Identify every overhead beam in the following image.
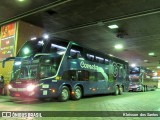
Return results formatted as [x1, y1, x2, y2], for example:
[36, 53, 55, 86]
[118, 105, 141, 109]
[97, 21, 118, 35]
[0, 0, 73, 26]
[51, 7, 160, 35]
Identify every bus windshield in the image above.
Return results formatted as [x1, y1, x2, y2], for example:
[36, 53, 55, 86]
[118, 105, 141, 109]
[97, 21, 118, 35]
[12, 64, 38, 80]
[12, 39, 68, 80]
[12, 54, 63, 80]
[17, 38, 45, 57]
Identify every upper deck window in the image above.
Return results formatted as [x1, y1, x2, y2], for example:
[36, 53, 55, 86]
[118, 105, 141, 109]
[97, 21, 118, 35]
[95, 56, 104, 63]
[86, 54, 94, 61]
[45, 39, 68, 55]
[17, 38, 44, 57]
[69, 45, 83, 59]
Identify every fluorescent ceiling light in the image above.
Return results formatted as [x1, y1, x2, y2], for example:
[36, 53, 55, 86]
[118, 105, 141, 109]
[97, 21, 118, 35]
[131, 63, 136, 67]
[157, 66, 160, 69]
[114, 44, 123, 49]
[31, 37, 37, 40]
[108, 24, 118, 29]
[18, 0, 24, 1]
[109, 54, 113, 57]
[144, 60, 148, 63]
[148, 52, 155, 56]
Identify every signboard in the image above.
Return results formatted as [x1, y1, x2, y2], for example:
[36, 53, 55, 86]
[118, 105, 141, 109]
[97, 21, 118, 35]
[0, 22, 17, 60]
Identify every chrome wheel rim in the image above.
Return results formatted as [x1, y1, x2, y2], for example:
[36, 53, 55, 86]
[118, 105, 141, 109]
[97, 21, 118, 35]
[75, 89, 81, 99]
[62, 89, 69, 100]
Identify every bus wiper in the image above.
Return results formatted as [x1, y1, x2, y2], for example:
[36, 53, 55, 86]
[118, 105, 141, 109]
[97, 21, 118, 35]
[2, 57, 15, 68]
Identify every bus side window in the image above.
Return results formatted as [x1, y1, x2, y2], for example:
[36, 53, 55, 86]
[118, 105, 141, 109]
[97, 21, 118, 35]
[86, 54, 94, 61]
[89, 75, 96, 81]
[78, 70, 89, 81]
[89, 72, 97, 81]
[95, 56, 104, 63]
[96, 72, 105, 80]
[62, 70, 77, 81]
[72, 52, 81, 59]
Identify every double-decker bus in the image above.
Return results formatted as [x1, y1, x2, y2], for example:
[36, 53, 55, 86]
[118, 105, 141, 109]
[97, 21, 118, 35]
[3, 37, 129, 101]
[129, 66, 158, 92]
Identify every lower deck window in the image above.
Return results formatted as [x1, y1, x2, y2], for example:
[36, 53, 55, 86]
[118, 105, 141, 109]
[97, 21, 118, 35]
[62, 70, 105, 81]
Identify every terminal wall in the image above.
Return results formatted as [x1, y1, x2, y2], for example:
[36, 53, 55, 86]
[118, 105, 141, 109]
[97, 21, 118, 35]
[0, 21, 43, 85]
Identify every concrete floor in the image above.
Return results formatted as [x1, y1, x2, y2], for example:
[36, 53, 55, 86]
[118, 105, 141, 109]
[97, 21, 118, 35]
[0, 89, 160, 120]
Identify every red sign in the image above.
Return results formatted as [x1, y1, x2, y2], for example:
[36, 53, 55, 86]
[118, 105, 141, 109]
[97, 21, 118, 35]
[0, 22, 17, 60]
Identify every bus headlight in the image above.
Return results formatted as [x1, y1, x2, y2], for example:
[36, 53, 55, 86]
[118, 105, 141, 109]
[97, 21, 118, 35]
[26, 84, 35, 91]
[8, 84, 12, 89]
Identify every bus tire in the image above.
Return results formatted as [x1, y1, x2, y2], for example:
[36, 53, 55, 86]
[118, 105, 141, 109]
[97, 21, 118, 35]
[71, 86, 82, 100]
[114, 86, 119, 95]
[58, 86, 70, 102]
[119, 86, 123, 95]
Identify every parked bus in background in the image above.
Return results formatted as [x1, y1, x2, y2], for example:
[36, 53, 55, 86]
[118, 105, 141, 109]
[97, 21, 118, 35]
[129, 66, 158, 92]
[3, 36, 129, 102]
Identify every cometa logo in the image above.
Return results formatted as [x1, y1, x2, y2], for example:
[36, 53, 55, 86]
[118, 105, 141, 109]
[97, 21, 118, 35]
[80, 61, 101, 70]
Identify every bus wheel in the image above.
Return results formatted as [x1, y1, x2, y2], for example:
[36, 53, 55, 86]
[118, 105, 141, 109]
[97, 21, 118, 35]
[58, 86, 70, 102]
[119, 86, 123, 95]
[114, 86, 119, 95]
[71, 86, 82, 100]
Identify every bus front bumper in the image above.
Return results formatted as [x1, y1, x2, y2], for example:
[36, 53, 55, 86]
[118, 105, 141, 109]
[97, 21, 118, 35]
[9, 88, 37, 98]
[9, 87, 59, 99]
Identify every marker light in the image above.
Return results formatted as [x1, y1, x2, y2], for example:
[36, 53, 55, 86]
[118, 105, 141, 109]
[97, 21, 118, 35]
[38, 41, 44, 46]
[26, 84, 35, 91]
[52, 89, 56, 93]
[23, 47, 30, 55]
[8, 84, 12, 89]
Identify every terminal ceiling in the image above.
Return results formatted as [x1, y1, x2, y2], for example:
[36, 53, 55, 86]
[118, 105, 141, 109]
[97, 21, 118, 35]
[0, 0, 160, 70]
